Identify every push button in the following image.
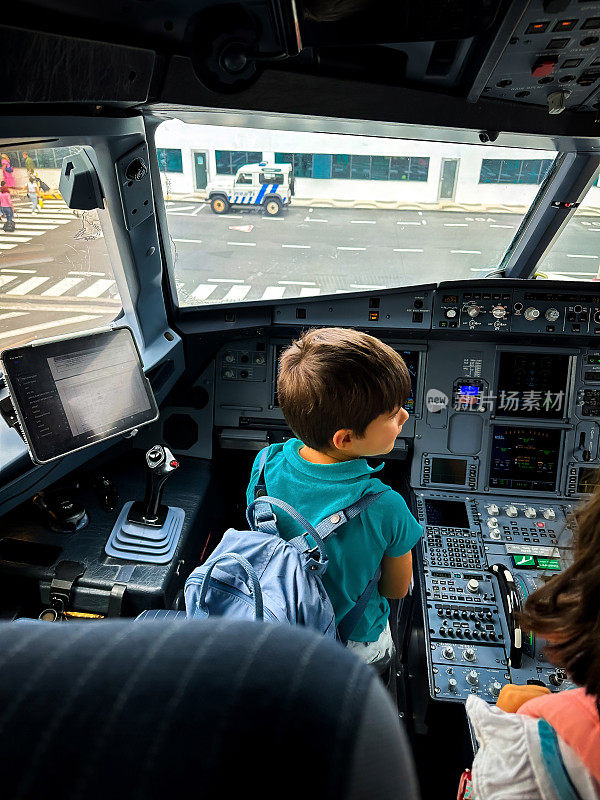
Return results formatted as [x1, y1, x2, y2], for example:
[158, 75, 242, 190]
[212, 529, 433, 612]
[532, 56, 558, 77]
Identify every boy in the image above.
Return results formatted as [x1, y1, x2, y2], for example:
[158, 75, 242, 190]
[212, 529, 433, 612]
[246, 327, 423, 668]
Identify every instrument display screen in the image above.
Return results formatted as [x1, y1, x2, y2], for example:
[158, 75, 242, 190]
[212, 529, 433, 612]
[495, 352, 570, 420]
[424, 498, 470, 529]
[489, 426, 562, 492]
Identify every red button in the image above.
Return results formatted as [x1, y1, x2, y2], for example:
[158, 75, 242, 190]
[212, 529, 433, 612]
[536, 521, 545, 527]
[170, 460, 179, 468]
[532, 56, 558, 77]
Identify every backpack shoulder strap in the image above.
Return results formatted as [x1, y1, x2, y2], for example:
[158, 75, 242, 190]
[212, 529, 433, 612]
[253, 447, 269, 500]
[537, 719, 584, 800]
[314, 491, 385, 541]
[336, 565, 382, 644]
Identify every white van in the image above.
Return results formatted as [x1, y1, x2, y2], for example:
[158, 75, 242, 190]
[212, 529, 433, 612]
[207, 162, 294, 216]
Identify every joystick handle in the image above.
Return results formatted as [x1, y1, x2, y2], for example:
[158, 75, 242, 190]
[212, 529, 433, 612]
[143, 445, 179, 522]
[127, 445, 179, 527]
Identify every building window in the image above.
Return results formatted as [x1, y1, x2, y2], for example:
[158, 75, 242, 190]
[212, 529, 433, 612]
[332, 154, 350, 179]
[479, 158, 553, 184]
[277, 152, 429, 181]
[216, 151, 263, 175]
[275, 153, 315, 178]
[3, 145, 82, 169]
[157, 148, 184, 173]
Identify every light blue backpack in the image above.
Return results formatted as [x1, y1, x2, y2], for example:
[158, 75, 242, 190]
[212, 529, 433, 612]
[184, 449, 383, 642]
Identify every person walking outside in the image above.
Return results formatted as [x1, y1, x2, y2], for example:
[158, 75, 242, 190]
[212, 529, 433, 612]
[0, 185, 16, 230]
[1, 154, 15, 192]
[26, 174, 40, 213]
[22, 152, 35, 173]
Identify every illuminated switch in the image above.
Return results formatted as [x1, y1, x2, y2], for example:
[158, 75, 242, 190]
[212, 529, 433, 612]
[532, 56, 558, 77]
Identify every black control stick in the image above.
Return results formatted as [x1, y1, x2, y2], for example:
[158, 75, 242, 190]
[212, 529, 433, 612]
[127, 445, 179, 527]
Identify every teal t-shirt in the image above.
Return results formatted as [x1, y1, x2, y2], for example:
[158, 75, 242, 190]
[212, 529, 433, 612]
[246, 439, 423, 642]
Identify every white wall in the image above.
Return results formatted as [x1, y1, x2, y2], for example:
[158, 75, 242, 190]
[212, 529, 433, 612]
[154, 119, 600, 211]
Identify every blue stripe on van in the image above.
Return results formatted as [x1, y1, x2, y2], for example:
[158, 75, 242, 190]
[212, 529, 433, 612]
[255, 183, 269, 204]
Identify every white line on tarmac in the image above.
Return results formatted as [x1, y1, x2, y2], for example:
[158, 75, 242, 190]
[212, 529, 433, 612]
[261, 286, 286, 300]
[207, 278, 244, 283]
[222, 285, 251, 302]
[68, 271, 106, 276]
[396, 221, 421, 226]
[299, 287, 321, 296]
[42, 278, 84, 296]
[227, 241, 256, 247]
[490, 224, 515, 229]
[0, 275, 18, 288]
[282, 244, 311, 249]
[0, 314, 102, 341]
[337, 247, 366, 251]
[191, 205, 206, 215]
[444, 223, 468, 227]
[452, 250, 482, 254]
[173, 238, 203, 243]
[279, 280, 316, 285]
[558, 271, 597, 276]
[5, 276, 51, 295]
[77, 279, 115, 298]
[350, 220, 376, 224]
[0, 311, 28, 321]
[566, 254, 599, 259]
[305, 218, 328, 223]
[0, 268, 37, 274]
[394, 248, 424, 253]
[190, 284, 218, 301]
[350, 283, 386, 289]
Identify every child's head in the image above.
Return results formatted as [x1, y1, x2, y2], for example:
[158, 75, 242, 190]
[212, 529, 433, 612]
[521, 485, 600, 708]
[277, 327, 411, 458]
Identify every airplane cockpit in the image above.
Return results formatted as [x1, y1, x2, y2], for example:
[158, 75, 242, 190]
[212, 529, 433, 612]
[3, 1, 600, 797]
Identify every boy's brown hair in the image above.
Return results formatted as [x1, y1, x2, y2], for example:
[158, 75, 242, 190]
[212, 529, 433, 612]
[277, 327, 411, 450]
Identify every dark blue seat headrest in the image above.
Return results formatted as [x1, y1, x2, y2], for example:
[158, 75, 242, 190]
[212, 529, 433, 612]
[0, 619, 419, 800]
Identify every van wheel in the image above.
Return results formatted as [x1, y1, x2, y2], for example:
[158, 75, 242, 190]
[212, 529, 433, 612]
[211, 196, 230, 214]
[264, 197, 282, 216]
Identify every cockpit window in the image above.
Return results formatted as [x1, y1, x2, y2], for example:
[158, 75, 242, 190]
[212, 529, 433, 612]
[538, 171, 600, 281]
[156, 119, 557, 307]
[0, 145, 121, 352]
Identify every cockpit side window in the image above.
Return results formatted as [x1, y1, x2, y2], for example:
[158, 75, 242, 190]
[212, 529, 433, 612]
[0, 145, 122, 353]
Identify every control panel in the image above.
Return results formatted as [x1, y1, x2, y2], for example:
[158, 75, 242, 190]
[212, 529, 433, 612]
[416, 491, 575, 704]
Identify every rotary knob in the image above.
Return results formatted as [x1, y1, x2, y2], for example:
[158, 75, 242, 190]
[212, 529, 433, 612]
[524, 507, 537, 519]
[545, 307, 560, 322]
[442, 646, 455, 660]
[223, 369, 235, 379]
[467, 579, 480, 594]
[224, 352, 235, 363]
[487, 517, 499, 528]
[464, 647, 476, 662]
[490, 680, 503, 698]
[466, 670, 479, 686]
[505, 505, 518, 517]
[448, 678, 458, 692]
[489, 529, 501, 540]
[445, 308, 457, 319]
[492, 306, 506, 319]
[487, 504, 499, 516]
[543, 508, 556, 521]
[524, 307, 540, 321]
[467, 305, 481, 318]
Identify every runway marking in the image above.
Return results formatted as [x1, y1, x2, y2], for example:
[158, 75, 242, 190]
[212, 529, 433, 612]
[305, 218, 328, 223]
[5, 276, 51, 295]
[452, 250, 482, 254]
[444, 223, 468, 227]
[0, 235, 34, 243]
[173, 238, 203, 243]
[490, 224, 515, 229]
[261, 286, 286, 300]
[394, 248, 424, 253]
[0, 311, 28, 321]
[42, 277, 84, 296]
[350, 220, 376, 224]
[350, 283, 386, 289]
[0, 275, 18, 288]
[0, 268, 37, 274]
[0, 314, 103, 342]
[77, 279, 115, 298]
[566, 254, 599, 259]
[299, 287, 321, 297]
[396, 221, 421, 226]
[337, 246, 366, 251]
[166, 205, 195, 212]
[68, 271, 106, 277]
[190, 284, 218, 301]
[279, 280, 316, 285]
[221, 285, 251, 302]
[282, 244, 311, 249]
[191, 205, 206, 215]
[207, 278, 244, 283]
[227, 241, 256, 247]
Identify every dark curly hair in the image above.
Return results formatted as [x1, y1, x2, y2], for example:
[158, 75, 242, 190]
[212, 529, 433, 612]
[520, 483, 600, 714]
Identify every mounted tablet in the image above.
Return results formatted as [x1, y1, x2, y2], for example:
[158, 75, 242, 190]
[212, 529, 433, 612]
[0, 327, 158, 464]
